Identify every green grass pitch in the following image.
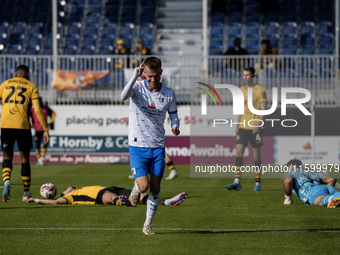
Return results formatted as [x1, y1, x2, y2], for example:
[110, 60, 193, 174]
[1, 164, 340, 255]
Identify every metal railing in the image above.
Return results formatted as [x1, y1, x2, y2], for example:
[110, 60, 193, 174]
[0, 54, 338, 106]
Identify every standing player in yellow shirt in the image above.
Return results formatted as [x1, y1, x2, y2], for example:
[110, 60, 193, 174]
[225, 67, 267, 191]
[0, 65, 49, 202]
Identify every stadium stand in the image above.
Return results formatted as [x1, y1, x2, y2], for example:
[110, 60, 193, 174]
[0, 0, 337, 105]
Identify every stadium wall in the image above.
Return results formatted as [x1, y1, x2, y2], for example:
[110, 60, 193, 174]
[1, 105, 339, 165]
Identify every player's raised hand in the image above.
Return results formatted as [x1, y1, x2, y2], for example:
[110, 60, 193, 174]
[136, 61, 144, 76]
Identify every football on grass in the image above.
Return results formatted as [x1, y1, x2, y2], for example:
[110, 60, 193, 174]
[40, 183, 57, 199]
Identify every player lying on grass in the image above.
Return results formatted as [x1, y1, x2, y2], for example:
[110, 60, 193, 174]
[283, 159, 340, 208]
[23, 185, 187, 207]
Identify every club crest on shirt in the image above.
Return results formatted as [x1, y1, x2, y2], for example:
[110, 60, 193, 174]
[159, 96, 168, 105]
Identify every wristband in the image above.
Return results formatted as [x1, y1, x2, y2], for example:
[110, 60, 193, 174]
[34, 199, 40, 203]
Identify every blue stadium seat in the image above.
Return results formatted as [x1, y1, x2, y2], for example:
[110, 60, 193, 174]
[245, 39, 259, 50]
[226, 38, 237, 49]
[142, 39, 153, 50]
[84, 27, 99, 39]
[264, 26, 279, 38]
[99, 49, 112, 55]
[282, 21, 297, 27]
[67, 17, 83, 28]
[301, 49, 315, 55]
[119, 37, 132, 50]
[300, 37, 315, 49]
[300, 21, 315, 27]
[318, 26, 334, 38]
[210, 39, 223, 54]
[246, 16, 260, 26]
[71, 0, 86, 4]
[319, 38, 334, 49]
[99, 38, 114, 51]
[81, 49, 96, 55]
[318, 20, 333, 27]
[228, 15, 242, 27]
[0, 26, 9, 39]
[210, 27, 224, 39]
[70, 6, 84, 17]
[66, 26, 81, 39]
[12, 16, 28, 27]
[140, 21, 154, 29]
[63, 49, 77, 55]
[247, 49, 259, 55]
[103, 19, 117, 28]
[283, 49, 297, 55]
[228, 27, 242, 38]
[82, 39, 97, 50]
[26, 49, 40, 55]
[12, 26, 26, 36]
[8, 34, 24, 48]
[87, 6, 102, 17]
[139, 27, 153, 40]
[245, 27, 260, 38]
[27, 38, 42, 51]
[102, 27, 116, 39]
[8, 48, 22, 55]
[283, 39, 298, 49]
[64, 38, 79, 50]
[210, 21, 224, 27]
[86, 15, 100, 25]
[88, 0, 103, 5]
[283, 26, 298, 38]
[320, 49, 334, 55]
[119, 24, 134, 40]
[43, 38, 58, 50]
[300, 26, 315, 37]
[268, 38, 279, 49]
[29, 26, 44, 38]
[43, 49, 52, 55]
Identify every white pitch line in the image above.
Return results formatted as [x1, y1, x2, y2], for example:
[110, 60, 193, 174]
[0, 227, 339, 233]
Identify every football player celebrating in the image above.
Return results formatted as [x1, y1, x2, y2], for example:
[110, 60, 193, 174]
[120, 57, 180, 235]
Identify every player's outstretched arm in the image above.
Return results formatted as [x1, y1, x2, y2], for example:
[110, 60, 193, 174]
[283, 176, 293, 205]
[24, 196, 67, 205]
